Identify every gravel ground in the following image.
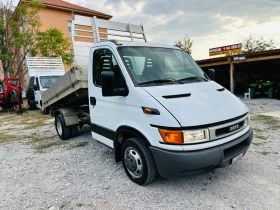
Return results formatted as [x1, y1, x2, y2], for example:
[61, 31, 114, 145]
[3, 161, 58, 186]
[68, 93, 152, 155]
[0, 98, 280, 210]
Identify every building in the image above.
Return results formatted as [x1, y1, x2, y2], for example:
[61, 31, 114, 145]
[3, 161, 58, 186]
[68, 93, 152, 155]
[0, 0, 112, 79]
[17, 0, 112, 70]
[196, 49, 280, 96]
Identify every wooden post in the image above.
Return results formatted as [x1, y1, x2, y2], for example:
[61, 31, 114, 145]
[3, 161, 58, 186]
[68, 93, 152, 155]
[230, 59, 234, 93]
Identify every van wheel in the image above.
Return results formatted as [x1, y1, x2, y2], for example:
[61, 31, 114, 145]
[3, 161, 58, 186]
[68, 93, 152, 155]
[28, 99, 36, 110]
[55, 114, 71, 140]
[121, 137, 157, 185]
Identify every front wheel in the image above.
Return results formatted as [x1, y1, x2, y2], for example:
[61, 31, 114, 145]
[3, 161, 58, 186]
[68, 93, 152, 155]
[121, 137, 157, 185]
[28, 98, 36, 110]
[55, 114, 71, 140]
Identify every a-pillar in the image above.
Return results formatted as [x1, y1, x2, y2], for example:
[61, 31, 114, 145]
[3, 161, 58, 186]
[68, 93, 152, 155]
[229, 58, 234, 93]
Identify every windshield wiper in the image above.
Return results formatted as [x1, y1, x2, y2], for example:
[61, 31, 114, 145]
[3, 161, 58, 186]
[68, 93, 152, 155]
[138, 78, 183, 85]
[178, 76, 208, 82]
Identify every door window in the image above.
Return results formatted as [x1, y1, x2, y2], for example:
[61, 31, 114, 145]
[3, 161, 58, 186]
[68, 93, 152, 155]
[93, 49, 125, 89]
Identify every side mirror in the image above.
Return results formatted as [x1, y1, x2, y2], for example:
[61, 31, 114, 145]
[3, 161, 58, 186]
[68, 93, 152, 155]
[101, 71, 115, 96]
[33, 85, 39, 91]
[101, 71, 128, 97]
[208, 69, 215, 81]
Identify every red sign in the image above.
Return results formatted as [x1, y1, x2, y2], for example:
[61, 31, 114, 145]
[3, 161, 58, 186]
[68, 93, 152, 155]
[209, 43, 242, 56]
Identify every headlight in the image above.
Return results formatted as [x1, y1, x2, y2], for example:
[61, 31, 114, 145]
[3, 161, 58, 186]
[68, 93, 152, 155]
[183, 129, 209, 143]
[245, 114, 250, 125]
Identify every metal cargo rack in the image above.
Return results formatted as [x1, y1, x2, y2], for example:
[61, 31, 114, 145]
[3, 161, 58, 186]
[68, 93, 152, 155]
[42, 14, 146, 109]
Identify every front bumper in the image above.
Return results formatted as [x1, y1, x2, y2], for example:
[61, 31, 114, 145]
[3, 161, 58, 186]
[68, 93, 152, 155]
[150, 128, 253, 179]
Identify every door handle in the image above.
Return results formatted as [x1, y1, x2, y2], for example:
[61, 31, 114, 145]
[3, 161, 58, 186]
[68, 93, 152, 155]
[90, 97, 96, 106]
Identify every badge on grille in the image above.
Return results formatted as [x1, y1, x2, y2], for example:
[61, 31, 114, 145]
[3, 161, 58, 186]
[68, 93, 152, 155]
[229, 124, 239, 132]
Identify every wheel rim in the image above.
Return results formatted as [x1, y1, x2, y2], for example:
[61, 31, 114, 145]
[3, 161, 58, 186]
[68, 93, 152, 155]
[56, 118, 63, 136]
[124, 147, 143, 179]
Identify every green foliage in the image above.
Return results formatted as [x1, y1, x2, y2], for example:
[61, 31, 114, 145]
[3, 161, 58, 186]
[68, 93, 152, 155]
[241, 35, 276, 54]
[174, 34, 193, 55]
[0, 0, 43, 78]
[32, 27, 73, 66]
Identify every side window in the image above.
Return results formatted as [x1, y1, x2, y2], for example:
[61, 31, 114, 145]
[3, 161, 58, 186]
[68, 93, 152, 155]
[93, 49, 125, 88]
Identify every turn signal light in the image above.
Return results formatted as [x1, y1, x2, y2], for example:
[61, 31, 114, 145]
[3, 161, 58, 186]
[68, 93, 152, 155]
[158, 129, 183, 144]
[143, 108, 152, 114]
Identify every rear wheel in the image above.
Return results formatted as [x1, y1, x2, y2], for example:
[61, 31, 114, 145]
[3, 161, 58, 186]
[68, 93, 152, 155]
[55, 114, 71, 140]
[277, 88, 280, 100]
[41, 106, 49, 115]
[268, 87, 276, 99]
[121, 137, 157, 185]
[250, 87, 255, 99]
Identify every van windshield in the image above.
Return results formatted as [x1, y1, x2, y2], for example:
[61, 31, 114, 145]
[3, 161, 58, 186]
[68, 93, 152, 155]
[118, 47, 208, 86]
[40, 76, 61, 89]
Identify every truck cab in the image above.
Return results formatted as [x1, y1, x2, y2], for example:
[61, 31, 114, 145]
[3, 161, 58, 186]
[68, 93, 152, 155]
[32, 75, 62, 109]
[25, 57, 65, 114]
[88, 41, 253, 185]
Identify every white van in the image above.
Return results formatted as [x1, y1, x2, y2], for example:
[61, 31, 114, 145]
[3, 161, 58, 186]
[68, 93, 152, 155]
[42, 15, 253, 185]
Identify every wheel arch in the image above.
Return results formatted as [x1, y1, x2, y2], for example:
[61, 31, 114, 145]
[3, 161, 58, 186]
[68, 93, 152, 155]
[114, 126, 151, 162]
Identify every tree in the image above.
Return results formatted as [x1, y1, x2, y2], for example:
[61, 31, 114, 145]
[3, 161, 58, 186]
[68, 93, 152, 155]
[175, 34, 193, 55]
[32, 27, 73, 66]
[241, 35, 276, 54]
[0, 0, 43, 78]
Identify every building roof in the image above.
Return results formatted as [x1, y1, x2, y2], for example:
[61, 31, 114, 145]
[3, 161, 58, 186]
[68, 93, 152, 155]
[19, 0, 112, 19]
[196, 49, 280, 67]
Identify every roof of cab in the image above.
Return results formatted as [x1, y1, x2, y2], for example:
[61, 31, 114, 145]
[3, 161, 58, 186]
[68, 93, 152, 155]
[91, 40, 182, 50]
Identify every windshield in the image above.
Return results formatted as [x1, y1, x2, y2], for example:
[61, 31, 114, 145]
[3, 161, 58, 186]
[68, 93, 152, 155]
[118, 47, 208, 85]
[40, 76, 61, 89]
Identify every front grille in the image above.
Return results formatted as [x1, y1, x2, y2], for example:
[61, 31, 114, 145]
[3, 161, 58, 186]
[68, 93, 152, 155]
[215, 121, 244, 136]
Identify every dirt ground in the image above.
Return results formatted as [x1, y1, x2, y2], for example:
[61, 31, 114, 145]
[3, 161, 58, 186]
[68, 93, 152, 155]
[0, 98, 280, 210]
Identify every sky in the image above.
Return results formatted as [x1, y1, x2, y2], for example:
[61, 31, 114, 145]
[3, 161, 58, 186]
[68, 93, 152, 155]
[64, 0, 280, 60]
[5, 0, 280, 60]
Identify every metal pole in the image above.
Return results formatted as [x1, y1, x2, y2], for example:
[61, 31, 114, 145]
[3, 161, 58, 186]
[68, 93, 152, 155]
[92, 16, 100, 42]
[230, 60, 234, 93]
[128, 23, 134, 42]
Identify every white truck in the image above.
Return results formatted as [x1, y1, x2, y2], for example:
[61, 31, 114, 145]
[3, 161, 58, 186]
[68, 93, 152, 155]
[25, 57, 65, 114]
[42, 15, 253, 185]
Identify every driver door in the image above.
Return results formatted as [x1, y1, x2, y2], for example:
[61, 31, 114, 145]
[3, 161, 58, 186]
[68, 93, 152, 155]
[89, 48, 127, 148]
[34, 77, 41, 109]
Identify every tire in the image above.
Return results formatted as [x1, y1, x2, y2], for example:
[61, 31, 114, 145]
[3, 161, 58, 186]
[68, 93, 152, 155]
[55, 114, 71, 140]
[41, 107, 49, 115]
[121, 137, 157, 185]
[71, 125, 79, 137]
[268, 87, 275, 99]
[250, 87, 255, 99]
[28, 99, 36, 110]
